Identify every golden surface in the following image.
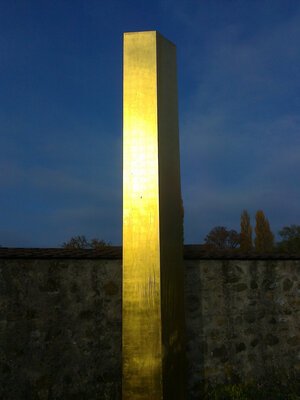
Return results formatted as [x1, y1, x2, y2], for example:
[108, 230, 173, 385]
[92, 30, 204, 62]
[123, 31, 186, 399]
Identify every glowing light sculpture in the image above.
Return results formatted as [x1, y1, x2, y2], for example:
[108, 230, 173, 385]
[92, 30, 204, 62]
[122, 31, 186, 399]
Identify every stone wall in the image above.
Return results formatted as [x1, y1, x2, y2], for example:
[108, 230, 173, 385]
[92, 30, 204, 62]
[0, 259, 122, 400]
[0, 256, 299, 399]
[185, 259, 300, 397]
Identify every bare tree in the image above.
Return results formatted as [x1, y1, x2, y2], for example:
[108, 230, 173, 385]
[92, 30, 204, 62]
[62, 235, 110, 249]
[204, 226, 240, 249]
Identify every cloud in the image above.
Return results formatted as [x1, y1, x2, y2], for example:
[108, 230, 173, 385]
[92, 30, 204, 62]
[177, 5, 300, 242]
[181, 112, 300, 241]
[0, 129, 122, 247]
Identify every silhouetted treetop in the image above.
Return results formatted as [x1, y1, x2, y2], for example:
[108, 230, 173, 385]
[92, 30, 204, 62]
[204, 226, 240, 249]
[62, 235, 110, 249]
[277, 225, 300, 253]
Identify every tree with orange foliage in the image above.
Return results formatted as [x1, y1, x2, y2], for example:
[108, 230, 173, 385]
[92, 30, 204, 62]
[254, 210, 274, 252]
[240, 210, 252, 251]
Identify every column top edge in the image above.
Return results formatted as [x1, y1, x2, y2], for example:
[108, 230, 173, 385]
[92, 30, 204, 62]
[123, 31, 175, 46]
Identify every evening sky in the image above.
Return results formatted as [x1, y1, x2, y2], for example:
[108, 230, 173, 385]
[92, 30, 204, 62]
[1, 0, 299, 246]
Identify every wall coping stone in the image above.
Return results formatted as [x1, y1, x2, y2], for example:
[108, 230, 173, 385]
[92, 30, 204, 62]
[1, 245, 300, 260]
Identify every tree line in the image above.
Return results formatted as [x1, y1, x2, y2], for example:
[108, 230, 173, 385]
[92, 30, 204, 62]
[62, 236, 110, 249]
[204, 209, 300, 253]
[62, 209, 300, 253]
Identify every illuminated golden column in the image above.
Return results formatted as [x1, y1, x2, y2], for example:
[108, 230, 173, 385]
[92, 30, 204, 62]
[123, 31, 186, 399]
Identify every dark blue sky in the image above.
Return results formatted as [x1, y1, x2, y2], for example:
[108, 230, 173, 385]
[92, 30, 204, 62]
[1, 0, 300, 247]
